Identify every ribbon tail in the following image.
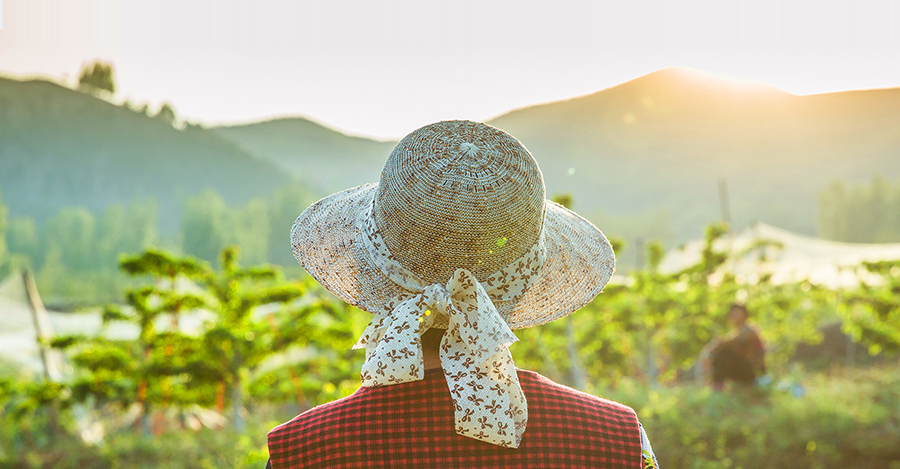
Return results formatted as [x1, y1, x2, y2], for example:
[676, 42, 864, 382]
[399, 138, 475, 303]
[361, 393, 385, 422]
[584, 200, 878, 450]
[358, 296, 427, 387]
[441, 301, 528, 448]
[489, 347, 528, 448]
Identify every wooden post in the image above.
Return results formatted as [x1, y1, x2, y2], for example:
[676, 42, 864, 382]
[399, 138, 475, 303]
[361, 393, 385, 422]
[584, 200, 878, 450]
[23, 269, 62, 382]
[22, 269, 61, 434]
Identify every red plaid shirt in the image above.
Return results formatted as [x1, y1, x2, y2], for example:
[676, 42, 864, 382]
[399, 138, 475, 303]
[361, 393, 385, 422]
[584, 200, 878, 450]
[268, 369, 642, 468]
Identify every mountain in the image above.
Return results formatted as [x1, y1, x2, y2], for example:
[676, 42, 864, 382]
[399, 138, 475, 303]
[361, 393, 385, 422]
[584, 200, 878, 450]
[0, 77, 291, 229]
[212, 118, 395, 194]
[488, 67, 900, 241]
[6, 68, 896, 248]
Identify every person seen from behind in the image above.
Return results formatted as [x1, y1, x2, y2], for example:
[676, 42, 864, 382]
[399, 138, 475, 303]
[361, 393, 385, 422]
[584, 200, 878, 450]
[266, 121, 660, 468]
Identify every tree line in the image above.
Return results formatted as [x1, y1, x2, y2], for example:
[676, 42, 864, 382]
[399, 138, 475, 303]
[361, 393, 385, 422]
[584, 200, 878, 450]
[818, 175, 900, 243]
[3, 173, 899, 305]
[0, 185, 312, 304]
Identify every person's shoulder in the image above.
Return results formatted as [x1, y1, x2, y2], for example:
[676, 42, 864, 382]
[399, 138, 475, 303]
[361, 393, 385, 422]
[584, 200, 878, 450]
[516, 369, 638, 421]
[740, 324, 763, 340]
[517, 370, 644, 459]
[267, 391, 362, 441]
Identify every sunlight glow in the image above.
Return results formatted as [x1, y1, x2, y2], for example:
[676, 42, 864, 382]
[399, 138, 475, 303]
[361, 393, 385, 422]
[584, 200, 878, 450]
[0, 0, 897, 139]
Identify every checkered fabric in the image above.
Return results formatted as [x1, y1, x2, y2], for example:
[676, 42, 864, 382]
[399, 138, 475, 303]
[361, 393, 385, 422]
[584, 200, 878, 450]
[267, 369, 642, 468]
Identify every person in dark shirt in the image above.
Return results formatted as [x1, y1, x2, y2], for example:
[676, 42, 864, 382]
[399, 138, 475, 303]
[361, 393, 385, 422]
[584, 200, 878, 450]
[707, 303, 766, 390]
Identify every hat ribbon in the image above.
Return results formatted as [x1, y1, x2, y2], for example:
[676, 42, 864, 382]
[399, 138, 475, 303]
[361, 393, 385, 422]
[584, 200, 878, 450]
[353, 268, 527, 447]
[351, 201, 544, 448]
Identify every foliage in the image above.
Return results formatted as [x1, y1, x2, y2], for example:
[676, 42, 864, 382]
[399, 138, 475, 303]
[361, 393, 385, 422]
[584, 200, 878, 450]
[818, 176, 900, 243]
[550, 193, 573, 209]
[514, 222, 832, 388]
[0, 391, 279, 469]
[838, 260, 900, 355]
[3, 367, 898, 468]
[607, 366, 900, 469]
[265, 185, 314, 266]
[26, 202, 159, 303]
[0, 185, 314, 303]
[194, 246, 347, 431]
[77, 61, 116, 94]
[181, 192, 229, 265]
[178, 191, 247, 264]
[5, 217, 38, 269]
[2, 186, 898, 468]
[180, 189, 299, 268]
[591, 207, 677, 272]
[44, 246, 354, 436]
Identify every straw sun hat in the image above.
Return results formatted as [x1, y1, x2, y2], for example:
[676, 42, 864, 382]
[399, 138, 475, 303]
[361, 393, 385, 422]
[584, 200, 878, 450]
[290, 120, 614, 448]
[291, 120, 614, 328]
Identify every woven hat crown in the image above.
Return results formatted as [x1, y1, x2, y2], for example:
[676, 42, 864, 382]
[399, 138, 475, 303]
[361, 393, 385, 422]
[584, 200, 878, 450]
[373, 121, 546, 284]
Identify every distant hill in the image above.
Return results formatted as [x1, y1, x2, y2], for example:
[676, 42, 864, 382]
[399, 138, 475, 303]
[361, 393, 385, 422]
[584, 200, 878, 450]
[488, 67, 900, 241]
[212, 118, 395, 194]
[0, 77, 290, 229]
[213, 68, 900, 245]
[5, 68, 898, 248]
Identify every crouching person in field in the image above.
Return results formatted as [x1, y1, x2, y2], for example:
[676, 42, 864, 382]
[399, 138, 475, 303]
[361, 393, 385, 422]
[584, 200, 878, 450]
[266, 121, 660, 468]
[705, 303, 767, 391]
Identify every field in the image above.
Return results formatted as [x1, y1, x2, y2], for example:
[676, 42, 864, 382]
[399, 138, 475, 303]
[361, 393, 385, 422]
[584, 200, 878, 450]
[1, 224, 898, 468]
[2, 365, 898, 469]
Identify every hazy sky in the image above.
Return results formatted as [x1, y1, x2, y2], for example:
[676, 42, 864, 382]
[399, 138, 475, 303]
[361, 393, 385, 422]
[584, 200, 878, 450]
[1, 0, 898, 139]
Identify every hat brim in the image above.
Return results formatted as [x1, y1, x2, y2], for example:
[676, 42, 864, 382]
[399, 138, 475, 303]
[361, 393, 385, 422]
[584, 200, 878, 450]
[291, 183, 615, 329]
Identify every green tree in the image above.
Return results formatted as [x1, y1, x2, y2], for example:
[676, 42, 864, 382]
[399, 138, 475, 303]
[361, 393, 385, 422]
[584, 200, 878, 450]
[6, 217, 39, 266]
[195, 246, 352, 431]
[183, 192, 274, 267]
[42, 208, 97, 272]
[96, 204, 128, 269]
[847, 176, 892, 242]
[183, 191, 228, 264]
[817, 180, 848, 241]
[122, 199, 159, 251]
[51, 249, 216, 434]
[97, 250, 211, 433]
[229, 200, 269, 265]
[4, 217, 40, 274]
[266, 185, 313, 266]
[154, 103, 178, 128]
[52, 246, 351, 432]
[96, 200, 159, 268]
[818, 176, 900, 243]
[77, 61, 116, 94]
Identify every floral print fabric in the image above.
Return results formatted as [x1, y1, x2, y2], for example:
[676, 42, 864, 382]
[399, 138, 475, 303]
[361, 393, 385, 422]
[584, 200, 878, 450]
[352, 201, 546, 447]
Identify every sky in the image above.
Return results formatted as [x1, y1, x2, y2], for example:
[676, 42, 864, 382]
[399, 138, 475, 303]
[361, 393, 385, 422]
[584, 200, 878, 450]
[0, 0, 898, 140]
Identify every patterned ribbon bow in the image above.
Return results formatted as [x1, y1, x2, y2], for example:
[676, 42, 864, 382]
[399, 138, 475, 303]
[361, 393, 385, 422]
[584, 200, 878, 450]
[352, 202, 544, 448]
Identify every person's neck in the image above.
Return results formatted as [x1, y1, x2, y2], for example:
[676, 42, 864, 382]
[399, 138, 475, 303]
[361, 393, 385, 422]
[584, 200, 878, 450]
[422, 328, 445, 370]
